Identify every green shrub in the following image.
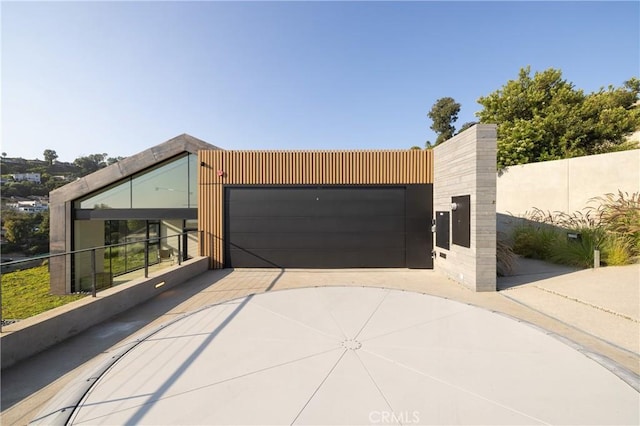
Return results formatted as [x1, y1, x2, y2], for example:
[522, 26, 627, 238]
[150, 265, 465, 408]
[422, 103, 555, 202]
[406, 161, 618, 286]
[497, 233, 517, 276]
[511, 194, 640, 268]
[548, 227, 605, 268]
[601, 233, 634, 266]
[512, 224, 562, 259]
[591, 191, 640, 259]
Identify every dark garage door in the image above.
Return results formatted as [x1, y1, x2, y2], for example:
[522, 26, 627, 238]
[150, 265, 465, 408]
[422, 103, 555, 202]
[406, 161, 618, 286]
[225, 186, 432, 268]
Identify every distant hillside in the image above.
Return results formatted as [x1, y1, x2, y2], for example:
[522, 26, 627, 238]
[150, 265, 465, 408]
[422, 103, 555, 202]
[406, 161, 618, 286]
[0, 157, 81, 176]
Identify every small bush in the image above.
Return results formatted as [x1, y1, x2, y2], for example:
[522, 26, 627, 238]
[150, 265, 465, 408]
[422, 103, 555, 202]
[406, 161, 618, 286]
[601, 233, 634, 266]
[512, 224, 562, 259]
[549, 227, 604, 268]
[510, 192, 640, 269]
[497, 232, 517, 276]
[591, 191, 640, 259]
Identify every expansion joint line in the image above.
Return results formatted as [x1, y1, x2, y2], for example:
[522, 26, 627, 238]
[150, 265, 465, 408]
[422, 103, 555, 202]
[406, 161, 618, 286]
[290, 350, 348, 425]
[353, 350, 395, 418]
[532, 286, 638, 323]
[354, 289, 390, 340]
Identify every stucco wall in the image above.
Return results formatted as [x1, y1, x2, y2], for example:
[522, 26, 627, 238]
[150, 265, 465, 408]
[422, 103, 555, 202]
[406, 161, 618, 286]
[433, 125, 497, 292]
[497, 149, 640, 217]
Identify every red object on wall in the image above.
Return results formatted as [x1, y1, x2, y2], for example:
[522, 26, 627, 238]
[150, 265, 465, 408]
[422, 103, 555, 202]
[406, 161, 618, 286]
[217, 170, 224, 177]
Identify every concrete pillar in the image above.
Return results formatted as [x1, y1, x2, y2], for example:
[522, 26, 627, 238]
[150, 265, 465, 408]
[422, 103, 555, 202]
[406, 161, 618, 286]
[433, 124, 497, 291]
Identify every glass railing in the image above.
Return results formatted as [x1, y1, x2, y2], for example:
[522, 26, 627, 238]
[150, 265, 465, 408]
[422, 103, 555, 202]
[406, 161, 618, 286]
[0, 231, 202, 330]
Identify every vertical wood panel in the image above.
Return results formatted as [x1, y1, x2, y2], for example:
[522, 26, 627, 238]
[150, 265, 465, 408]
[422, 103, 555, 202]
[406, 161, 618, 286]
[200, 150, 433, 187]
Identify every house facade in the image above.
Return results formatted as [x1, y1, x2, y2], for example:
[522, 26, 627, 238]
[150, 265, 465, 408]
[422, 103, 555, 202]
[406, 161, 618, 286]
[11, 173, 41, 183]
[6, 199, 49, 213]
[49, 126, 497, 294]
[48, 134, 221, 294]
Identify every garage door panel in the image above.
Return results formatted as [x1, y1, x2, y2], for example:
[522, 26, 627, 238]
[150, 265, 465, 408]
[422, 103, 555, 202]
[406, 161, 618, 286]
[224, 186, 431, 269]
[228, 216, 405, 233]
[226, 248, 406, 268]
[226, 199, 404, 217]
[229, 232, 405, 250]
[227, 187, 404, 203]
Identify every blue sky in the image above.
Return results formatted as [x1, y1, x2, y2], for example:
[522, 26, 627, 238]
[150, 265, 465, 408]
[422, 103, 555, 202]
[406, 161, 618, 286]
[2, 1, 639, 162]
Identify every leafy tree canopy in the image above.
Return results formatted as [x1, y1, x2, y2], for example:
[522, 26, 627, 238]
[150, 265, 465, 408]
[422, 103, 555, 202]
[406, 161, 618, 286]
[428, 97, 461, 146]
[1, 210, 49, 254]
[43, 149, 58, 165]
[73, 153, 109, 176]
[477, 66, 640, 169]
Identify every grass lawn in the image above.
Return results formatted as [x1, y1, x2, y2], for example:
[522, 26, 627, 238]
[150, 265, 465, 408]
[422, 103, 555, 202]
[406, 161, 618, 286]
[1, 265, 87, 320]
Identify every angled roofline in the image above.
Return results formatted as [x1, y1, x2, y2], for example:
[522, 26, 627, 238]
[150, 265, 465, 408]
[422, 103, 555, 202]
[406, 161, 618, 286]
[50, 134, 221, 203]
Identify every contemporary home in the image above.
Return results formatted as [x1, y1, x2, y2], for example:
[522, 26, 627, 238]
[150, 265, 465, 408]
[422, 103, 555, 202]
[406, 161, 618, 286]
[49, 134, 219, 294]
[50, 126, 497, 294]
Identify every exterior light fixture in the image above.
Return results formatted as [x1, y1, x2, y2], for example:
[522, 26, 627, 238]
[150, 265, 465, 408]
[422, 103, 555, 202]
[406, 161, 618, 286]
[451, 202, 458, 211]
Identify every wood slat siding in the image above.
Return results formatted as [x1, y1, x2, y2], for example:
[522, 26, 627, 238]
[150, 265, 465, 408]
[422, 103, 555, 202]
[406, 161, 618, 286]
[198, 150, 433, 268]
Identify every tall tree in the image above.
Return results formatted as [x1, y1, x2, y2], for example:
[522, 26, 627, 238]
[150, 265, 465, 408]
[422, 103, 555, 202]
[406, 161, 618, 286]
[477, 67, 640, 169]
[43, 149, 58, 165]
[73, 153, 108, 176]
[427, 97, 461, 146]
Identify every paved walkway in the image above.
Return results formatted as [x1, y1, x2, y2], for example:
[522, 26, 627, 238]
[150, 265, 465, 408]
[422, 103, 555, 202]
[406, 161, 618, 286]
[2, 261, 639, 425]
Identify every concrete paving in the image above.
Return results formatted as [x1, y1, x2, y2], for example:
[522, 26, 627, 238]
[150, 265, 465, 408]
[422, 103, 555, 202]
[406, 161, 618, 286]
[2, 260, 640, 425]
[499, 259, 640, 354]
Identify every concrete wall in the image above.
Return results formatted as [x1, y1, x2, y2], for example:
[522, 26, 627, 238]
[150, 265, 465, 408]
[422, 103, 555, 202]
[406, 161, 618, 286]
[0, 257, 209, 370]
[433, 125, 497, 292]
[497, 149, 640, 216]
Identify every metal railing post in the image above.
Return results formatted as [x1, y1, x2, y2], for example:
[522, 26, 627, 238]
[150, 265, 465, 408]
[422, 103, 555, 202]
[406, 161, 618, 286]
[177, 234, 182, 265]
[144, 240, 149, 278]
[1, 272, 3, 333]
[91, 249, 97, 298]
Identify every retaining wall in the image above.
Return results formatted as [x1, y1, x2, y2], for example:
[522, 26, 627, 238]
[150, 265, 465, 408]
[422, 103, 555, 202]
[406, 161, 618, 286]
[0, 257, 209, 369]
[497, 149, 640, 216]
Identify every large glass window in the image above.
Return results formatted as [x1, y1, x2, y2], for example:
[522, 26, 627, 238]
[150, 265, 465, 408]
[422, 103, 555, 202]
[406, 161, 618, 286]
[72, 153, 199, 292]
[76, 153, 198, 209]
[78, 181, 131, 209]
[188, 154, 197, 208]
[132, 155, 190, 208]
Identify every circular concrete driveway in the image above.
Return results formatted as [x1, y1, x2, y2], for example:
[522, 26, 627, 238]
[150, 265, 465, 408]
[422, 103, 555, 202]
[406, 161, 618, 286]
[36, 287, 638, 425]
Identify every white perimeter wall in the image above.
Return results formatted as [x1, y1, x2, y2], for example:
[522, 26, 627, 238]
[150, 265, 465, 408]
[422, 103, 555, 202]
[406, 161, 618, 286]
[497, 149, 640, 217]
